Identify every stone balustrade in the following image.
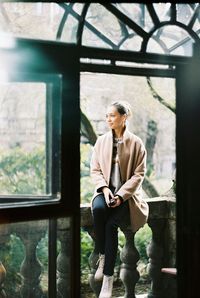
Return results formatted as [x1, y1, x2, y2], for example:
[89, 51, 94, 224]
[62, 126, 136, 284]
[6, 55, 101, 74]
[0, 218, 71, 298]
[81, 197, 176, 298]
[0, 198, 176, 298]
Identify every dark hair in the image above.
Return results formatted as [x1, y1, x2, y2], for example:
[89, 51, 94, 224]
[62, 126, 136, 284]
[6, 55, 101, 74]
[110, 101, 132, 117]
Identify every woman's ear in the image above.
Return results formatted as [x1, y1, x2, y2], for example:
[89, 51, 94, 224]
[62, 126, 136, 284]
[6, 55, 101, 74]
[123, 114, 127, 123]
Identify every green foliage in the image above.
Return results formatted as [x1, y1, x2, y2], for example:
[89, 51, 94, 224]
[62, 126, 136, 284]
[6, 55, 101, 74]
[0, 234, 24, 297]
[8, 234, 25, 271]
[37, 232, 48, 268]
[81, 176, 94, 204]
[80, 144, 94, 204]
[81, 229, 93, 276]
[80, 143, 92, 178]
[135, 224, 152, 263]
[0, 146, 46, 194]
[146, 162, 154, 177]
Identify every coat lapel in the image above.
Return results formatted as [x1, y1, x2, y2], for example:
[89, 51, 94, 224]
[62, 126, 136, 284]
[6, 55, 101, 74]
[118, 129, 131, 182]
[104, 131, 113, 183]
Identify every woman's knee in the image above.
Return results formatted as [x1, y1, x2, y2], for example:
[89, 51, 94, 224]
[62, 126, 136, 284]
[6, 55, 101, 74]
[93, 204, 104, 216]
[92, 195, 106, 217]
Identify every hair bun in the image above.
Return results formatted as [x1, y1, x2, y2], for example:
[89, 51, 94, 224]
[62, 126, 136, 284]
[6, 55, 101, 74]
[122, 101, 132, 117]
[110, 101, 132, 117]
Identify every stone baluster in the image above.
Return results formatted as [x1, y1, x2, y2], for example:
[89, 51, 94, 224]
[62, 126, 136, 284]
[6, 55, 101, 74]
[0, 262, 6, 298]
[81, 205, 101, 297]
[57, 218, 71, 298]
[162, 203, 177, 298]
[85, 227, 102, 298]
[14, 221, 46, 298]
[119, 226, 140, 298]
[147, 219, 165, 298]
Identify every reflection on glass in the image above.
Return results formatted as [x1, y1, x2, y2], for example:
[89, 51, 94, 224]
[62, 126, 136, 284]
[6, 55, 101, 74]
[0, 217, 71, 298]
[0, 83, 46, 195]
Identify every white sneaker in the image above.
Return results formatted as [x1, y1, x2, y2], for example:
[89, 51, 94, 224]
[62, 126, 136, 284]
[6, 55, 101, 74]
[94, 254, 105, 281]
[99, 275, 114, 298]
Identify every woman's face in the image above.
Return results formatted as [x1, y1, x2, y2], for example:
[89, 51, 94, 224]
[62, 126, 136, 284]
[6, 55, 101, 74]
[106, 105, 126, 130]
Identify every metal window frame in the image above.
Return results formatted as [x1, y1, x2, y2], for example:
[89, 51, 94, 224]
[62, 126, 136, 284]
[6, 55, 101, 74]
[0, 36, 80, 297]
[0, 37, 80, 220]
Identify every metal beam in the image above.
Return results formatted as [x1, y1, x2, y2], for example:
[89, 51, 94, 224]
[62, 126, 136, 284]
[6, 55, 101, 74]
[80, 45, 192, 65]
[80, 63, 175, 78]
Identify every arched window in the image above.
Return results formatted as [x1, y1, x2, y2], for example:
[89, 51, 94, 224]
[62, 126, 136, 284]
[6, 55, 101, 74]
[1, 3, 200, 55]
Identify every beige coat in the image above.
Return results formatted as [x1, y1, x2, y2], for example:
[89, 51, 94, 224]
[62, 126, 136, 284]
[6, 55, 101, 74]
[90, 128, 149, 233]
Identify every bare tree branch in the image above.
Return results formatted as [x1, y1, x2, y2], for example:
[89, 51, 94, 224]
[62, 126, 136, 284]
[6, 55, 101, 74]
[146, 76, 176, 114]
[81, 110, 97, 146]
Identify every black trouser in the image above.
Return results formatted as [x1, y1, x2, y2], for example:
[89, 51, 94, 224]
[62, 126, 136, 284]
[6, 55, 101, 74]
[92, 194, 129, 276]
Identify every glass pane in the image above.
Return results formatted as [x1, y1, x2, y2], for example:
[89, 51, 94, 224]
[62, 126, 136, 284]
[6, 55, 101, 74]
[177, 4, 196, 25]
[193, 18, 200, 33]
[0, 78, 61, 197]
[82, 25, 113, 49]
[0, 217, 72, 298]
[147, 25, 194, 56]
[120, 35, 143, 51]
[115, 3, 154, 32]
[83, 3, 122, 48]
[153, 3, 171, 22]
[0, 82, 46, 195]
[73, 3, 85, 15]
[60, 14, 79, 43]
[0, 3, 64, 41]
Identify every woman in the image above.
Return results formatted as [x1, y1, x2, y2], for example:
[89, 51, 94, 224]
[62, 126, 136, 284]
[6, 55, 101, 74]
[90, 101, 149, 298]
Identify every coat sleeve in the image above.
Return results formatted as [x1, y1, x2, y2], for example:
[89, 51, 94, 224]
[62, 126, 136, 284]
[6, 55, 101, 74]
[90, 139, 108, 192]
[116, 143, 146, 201]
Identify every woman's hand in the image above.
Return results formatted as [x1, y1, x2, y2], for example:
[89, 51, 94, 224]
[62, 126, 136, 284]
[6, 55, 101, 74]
[110, 196, 122, 208]
[102, 187, 114, 207]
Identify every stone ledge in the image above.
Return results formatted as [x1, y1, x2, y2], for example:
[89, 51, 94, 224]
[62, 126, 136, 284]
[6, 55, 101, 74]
[81, 196, 176, 227]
